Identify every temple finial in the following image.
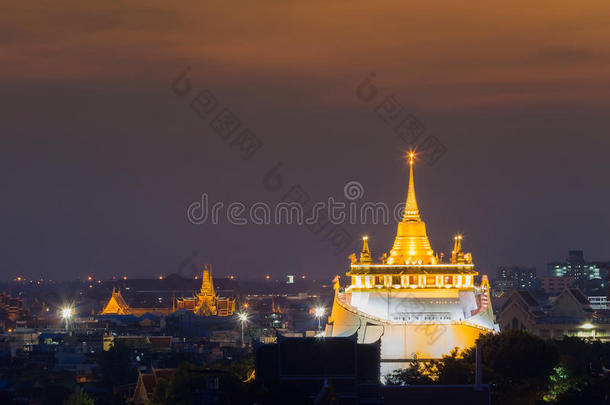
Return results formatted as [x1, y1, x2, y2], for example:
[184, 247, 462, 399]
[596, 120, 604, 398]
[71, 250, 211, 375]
[403, 152, 420, 221]
[451, 235, 465, 264]
[360, 236, 372, 264]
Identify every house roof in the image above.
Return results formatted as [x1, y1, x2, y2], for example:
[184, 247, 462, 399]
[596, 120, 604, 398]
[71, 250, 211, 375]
[140, 373, 156, 395]
[153, 368, 177, 382]
[149, 336, 172, 350]
[569, 288, 590, 306]
[517, 290, 540, 307]
[134, 368, 177, 402]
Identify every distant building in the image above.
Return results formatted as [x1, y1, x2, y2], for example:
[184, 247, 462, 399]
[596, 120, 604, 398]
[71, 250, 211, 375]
[0, 293, 27, 329]
[100, 288, 173, 317]
[547, 250, 608, 295]
[131, 368, 177, 405]
[175, 265, 235, 316]
[100, 265, 235, 317]
[588, 296, 608, 310]
[493, 266, 537, 293]
[130, 367, 239, 405]
[497, 288, 610, 342]
[540, 277, 574, 295]
[162, 310, 237, 339]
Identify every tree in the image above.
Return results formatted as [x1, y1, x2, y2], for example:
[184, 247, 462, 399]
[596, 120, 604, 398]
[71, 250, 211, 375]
[149, 362, 249, 405]
[211, 357, 255, 381]
[384, 359, 433, 385]
[95, 341, 137, 388]
[398, 330, 559, 405]
[426, 347, 475, 385]
[150, 378, 170, 404]
[550, 337, 610, 404]
[63, 389, 95, 405]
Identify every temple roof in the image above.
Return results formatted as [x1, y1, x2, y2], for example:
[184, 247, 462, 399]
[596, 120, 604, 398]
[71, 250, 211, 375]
[101, 288, 131, 315]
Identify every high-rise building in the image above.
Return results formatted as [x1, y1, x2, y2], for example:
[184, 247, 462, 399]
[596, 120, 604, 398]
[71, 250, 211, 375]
[547, 251, 608, 295]
[540, 277, 574, 295]
[324, 154, 498, 375]
[493, 266, 537, 294]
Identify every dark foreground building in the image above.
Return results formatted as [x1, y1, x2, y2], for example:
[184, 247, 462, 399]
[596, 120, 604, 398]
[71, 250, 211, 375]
[255, 334, 492, 405]
[255, 334, 383, 405]
[382, 385, 490, 405]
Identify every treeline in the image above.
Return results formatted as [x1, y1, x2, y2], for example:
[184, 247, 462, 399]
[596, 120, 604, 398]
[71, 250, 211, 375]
[385, 330, 610, 405]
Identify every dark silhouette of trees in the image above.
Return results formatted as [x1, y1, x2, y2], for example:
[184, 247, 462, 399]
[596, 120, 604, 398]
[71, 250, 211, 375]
[385, 330, 561, 405]
[95, 340, 137, 388]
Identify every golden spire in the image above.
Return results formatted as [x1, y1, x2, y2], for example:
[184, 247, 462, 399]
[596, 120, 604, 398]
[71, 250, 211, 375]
[195, 264, 217, 316]
[403, 152, 420, 221]
[360, 236, 372, 264]
[388, 152, 435, 265]
[200, 265, 215, 297]
[453, 235, 462, 253]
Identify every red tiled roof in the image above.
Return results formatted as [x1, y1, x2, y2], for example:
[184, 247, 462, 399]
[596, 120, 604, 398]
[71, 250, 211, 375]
[140, 374, 156, 395]
[153, 368, 177, 383]
[149, 336, 172, 349]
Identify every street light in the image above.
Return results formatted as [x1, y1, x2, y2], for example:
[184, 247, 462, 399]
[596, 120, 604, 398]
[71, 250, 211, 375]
[238, 312, 248, 347]
[60, 306, 73, 331]
[314, 307, 325, 331]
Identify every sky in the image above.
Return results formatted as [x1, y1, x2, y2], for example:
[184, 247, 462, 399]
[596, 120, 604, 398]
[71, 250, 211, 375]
[1, 1, 610, 280]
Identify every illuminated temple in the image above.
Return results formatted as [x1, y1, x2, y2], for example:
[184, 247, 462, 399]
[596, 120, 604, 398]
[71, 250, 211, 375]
[325, 154, 498, 374]
[100, 266, 235, 317]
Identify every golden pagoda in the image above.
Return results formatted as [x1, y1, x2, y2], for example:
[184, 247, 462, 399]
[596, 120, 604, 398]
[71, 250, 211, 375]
[387, 153, 436, 266]
[193, 265, 217, 315]
[325, 153, 498, 375]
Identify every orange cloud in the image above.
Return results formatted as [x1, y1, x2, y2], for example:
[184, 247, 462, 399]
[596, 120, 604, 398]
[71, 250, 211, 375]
[2, 0, 609, 109]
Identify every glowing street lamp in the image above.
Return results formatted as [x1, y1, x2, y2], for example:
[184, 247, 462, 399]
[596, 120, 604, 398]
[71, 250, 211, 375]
[314, 307, 326, 331]
[238, 312, 248, 347]
[60, 306, 73, 331]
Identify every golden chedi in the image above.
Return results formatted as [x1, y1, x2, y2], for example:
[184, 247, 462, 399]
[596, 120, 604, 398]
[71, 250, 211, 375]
[325, 153, 498, 375]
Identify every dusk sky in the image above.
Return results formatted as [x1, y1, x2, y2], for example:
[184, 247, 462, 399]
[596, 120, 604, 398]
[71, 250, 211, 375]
[2, 1, 610, 280]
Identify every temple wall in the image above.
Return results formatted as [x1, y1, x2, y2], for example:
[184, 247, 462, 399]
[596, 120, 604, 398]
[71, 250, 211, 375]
[326, 294, 491, 370]
[347, 289, 481, 322]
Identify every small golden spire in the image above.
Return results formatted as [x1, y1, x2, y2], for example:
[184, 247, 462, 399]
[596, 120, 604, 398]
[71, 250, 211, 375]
[360, 236, 372, 264]
[349, 253, 357, 265]
[451, 235, 465, 264]
[379, 253, 388, 264]
[333, 275, 340, 290]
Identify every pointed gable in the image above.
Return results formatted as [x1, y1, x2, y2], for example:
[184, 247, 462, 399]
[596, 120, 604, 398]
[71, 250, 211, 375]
[550, 288, 593, 319]
[101, 288, 131, 315]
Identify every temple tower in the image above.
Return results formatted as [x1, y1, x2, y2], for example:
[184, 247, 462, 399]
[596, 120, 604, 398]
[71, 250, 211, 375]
[325, 152, 498, 375]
